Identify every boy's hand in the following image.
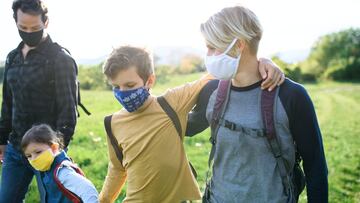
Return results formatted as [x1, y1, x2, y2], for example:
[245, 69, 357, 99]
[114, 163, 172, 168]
[258, 58, 285, 91]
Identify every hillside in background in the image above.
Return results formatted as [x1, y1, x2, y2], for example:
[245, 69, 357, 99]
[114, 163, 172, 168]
[76, 46, 205, 66]
[76, 46, 308, 66]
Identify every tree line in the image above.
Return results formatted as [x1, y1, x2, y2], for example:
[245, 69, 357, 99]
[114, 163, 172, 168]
[0, 28, 359, 89]
[275, 28, 360, 82]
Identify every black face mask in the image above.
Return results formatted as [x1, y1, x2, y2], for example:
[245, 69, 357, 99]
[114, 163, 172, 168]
[18, 29, 44, 47]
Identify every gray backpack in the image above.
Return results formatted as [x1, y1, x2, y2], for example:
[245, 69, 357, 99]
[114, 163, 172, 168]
[203, 80, 305, 203]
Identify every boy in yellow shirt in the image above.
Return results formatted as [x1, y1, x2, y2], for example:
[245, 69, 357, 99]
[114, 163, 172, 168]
[99, 46, 284, 203]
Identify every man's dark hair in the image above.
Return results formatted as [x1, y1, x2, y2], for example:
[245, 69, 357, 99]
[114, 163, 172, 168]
[12, 0, 48, 23]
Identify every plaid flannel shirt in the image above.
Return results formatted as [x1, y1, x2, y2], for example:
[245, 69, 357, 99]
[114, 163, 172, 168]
[0, 36, 77, 148]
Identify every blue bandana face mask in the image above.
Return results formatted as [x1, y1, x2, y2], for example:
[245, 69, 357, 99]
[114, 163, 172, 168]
[113, 86, 150, 112]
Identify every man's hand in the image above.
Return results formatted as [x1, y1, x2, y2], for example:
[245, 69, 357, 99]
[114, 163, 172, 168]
[0, 145, 7, 164]
[258, 58, 285, 91]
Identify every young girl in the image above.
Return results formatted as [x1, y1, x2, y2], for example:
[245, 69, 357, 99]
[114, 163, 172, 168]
[21, 124, 99, 203]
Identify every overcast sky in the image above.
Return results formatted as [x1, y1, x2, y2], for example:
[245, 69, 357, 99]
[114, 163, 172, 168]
[1, 0, 359, 61]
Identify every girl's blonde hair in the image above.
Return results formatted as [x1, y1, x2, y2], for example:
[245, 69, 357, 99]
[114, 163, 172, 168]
[200, 6, 263, 56]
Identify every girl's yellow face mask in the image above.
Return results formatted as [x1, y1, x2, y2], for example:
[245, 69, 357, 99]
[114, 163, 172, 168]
[29, 149, 55, 171]
[24, 143, 59, 171]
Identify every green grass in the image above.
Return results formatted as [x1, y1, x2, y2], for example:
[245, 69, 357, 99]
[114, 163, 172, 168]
[0, 74, 359, 202]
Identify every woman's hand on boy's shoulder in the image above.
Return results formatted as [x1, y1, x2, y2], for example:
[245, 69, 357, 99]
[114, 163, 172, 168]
[258, 57, 285, 91]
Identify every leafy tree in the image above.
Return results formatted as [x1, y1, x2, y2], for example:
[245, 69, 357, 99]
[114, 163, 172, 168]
[155, 64, 175, 84]
[306, 28, 360, 80]
[272, 56, 316, 82]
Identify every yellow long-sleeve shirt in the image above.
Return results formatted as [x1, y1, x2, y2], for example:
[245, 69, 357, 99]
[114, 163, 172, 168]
[99, 75, 212, 203]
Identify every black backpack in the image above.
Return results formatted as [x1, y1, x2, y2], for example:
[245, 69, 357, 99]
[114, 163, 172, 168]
[203, 80, 305, 203]
[4, 43, 90, 117]
[104, 96, 197, 178]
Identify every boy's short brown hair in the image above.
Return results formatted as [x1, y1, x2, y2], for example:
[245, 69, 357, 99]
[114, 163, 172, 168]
[103, 46, 154, 83]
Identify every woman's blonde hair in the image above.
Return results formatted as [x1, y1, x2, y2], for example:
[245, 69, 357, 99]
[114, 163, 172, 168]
[200, 6, 263, 56]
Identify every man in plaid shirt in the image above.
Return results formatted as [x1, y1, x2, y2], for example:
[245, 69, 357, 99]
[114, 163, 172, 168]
[0, 0, 78, 202]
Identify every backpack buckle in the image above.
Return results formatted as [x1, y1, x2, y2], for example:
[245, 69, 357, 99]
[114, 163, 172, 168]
[224, 120, 236, 131]
[209, 136, 216, 145]
[213, 118, 220, 124]
[269, 139, 282, 158]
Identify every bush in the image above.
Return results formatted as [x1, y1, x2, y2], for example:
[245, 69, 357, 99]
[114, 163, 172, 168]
[284, 67, 302, 82]
[301, 73, 317, 82]
[155, 65, 175, 84]
[325, 62, 360, 81]
[176, 54, 204, 74]
[272, 56, 316, 83]
[78, 64, 110, 90]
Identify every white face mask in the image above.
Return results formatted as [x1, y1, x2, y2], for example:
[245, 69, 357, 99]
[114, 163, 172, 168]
[204, 38, 241, 80]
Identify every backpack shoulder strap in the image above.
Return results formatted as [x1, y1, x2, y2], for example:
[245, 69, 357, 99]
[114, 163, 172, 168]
[3, 51, 18, 97]
[4, 50, 18, 80]
[203, 80, 232, 197]
[104, 115, 123, 165]
[157, 96, 197, 178]
[44, 42, 63, 59]
[157, 96, 182, 138]
[5, 50, 18, 68]
[47, 43, 91, 117]
[54, 43, 91, 116]
[208, 80, 232, 167]
[261, 87, 292, 196]
[53, 161, 84, 203]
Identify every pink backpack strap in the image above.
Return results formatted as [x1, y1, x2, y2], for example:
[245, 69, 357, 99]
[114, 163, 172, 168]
[53, 161, 85, 203]
[204, 80, 232, 200]
[209, 80, 232, 162]
[261, 87, 293, 198]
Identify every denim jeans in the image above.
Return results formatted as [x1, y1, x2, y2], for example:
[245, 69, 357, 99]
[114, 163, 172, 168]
[0, 143, 45, 203]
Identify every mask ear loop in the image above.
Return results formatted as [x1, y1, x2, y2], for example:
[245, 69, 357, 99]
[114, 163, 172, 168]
[225, 39, 242, 79]
[223, 38, 238, 55]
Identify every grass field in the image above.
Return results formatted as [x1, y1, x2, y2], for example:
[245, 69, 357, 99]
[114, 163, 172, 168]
[0, 73, 359, 202]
